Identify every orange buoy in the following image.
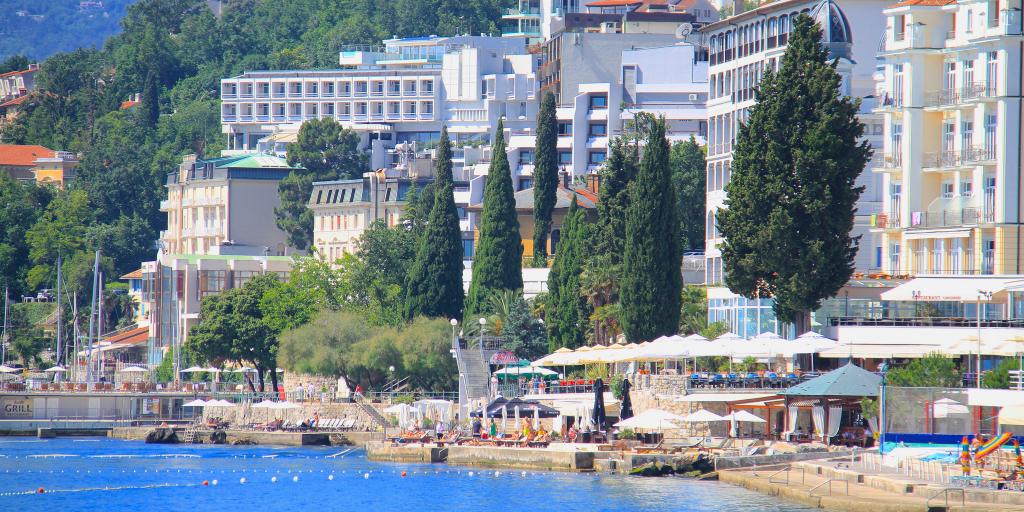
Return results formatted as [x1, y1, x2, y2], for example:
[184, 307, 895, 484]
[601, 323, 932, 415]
[37, 487, 44, 494]
[202, 480, 209, 486]
[401, 471, 407, 477]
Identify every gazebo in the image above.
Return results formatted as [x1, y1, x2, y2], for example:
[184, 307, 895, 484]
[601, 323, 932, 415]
[778, 362, 881, 443]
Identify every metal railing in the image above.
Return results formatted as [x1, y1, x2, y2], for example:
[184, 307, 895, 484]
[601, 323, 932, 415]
[808, 478, 849, 497]
[768, 466, 805, 485]
[927, 488, 966, 509]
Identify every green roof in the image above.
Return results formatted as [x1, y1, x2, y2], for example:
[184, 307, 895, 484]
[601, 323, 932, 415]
[201, 154, 297, 170]
[782, 363, 882, 397]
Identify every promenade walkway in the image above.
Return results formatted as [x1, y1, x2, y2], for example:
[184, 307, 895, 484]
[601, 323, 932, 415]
[720, 456, 1024, 512]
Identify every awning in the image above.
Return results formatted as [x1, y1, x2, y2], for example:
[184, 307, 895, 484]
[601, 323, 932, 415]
[880, 277, 1024, 302]
[675, 393, 777, 403]
[999, 404, 1024, 425]
[818, 344, 950, 359]
[77, 326, 149, 356]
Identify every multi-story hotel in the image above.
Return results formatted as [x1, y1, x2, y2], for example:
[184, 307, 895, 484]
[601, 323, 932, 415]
[500, 0, 718, 42]
[874, 0, 1023, 276]
[219, 35, 537, 168]
[159, 153, 298, 256]
[702, 0, 888, 336]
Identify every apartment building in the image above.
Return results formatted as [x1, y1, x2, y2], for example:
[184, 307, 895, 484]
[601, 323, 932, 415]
[874, 0, 1023, 276]
[0, 63, 38, 126]
[220, 36, 538, 168]
[159, 153, 298, 257]
[501, 0, 717, 42]
[510, 36, 708, 179]
[702, 0, 887, 337]
[309, 170, 435, 261]
[0, 144, 78, 187]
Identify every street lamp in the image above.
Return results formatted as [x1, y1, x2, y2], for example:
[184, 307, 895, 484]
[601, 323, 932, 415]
[977, 290, 993, 388]
[478, 317, 486, 347]
[450, 318, 458, 341]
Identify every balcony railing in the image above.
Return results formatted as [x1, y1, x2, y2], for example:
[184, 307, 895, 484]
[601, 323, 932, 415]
[926, 83, 994, 107]
[983, 250, 995, 274]
[910, 207, 979, 228]
[870, 153, 902, 171]
[870, 211, 901, 229]
[923, 150, 969, 169]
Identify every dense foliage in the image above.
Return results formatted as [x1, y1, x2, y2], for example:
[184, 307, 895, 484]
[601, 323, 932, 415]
[0, 0, 134, 60]
[620, 115, 682, 342]
[465, 120, 523, 316]
[718, 14, 869, 332]
[670, 136, 706, 253]
[546, 200, 590, 350]
[885, 354, 960, 388]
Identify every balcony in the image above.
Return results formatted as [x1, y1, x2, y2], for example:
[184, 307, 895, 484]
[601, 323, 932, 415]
[288, 91, 303, 98]
[272, 90, 286, 99]
[922, 151, 971, 170]
[353, 90, 368, 97]
[221, 113, 237, 122]
[159, 199, 173, 211]
[419, 112, 433, 120]
[925, 83, 995, 108]
[221, 89, 237, 99]
[870, 211, 901, 230]
[369, 89, 384, 97]
[451, 109, 487, 122]
[502, 7, 542, 18]
[870, 153, 902, 173]
[403, 88, 418, 97]
[387, 88, 401, 97]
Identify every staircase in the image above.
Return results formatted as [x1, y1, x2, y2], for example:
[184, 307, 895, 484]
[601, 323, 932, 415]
[352, 394, 389, 431]
[453, 335, 497, 420]
[180, 425, 199, 444]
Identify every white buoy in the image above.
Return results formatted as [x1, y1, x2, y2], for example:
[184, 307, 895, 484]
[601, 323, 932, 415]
[363, 473, 370, 479]
[521, 471, 527, 477]
[212, 480, 218, 486]
[468, 471, 474, 477]
[292, 475, 299, 482]
[240, 478, 247, 484]
[328, 474, 334, 481]
[495, 471, 501, 476]
[271, 476, 278, 483]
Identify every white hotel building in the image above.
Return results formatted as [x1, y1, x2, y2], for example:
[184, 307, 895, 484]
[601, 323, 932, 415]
[219, 36, 538, 169]
[702, 0, 888, 337]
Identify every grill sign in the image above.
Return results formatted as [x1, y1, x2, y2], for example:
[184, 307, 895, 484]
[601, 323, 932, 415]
[2, 398, 32, 417]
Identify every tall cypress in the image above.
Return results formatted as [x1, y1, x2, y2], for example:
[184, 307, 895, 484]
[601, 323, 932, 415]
[532, 92, 559, 267]
[718, 14, 869, 333]
[546, 200, 590, 351]
[595, 137, 638, 265]
[465, 119, 523, 316]
[620, 116, 681, 342]
[404, 127, 465, 321]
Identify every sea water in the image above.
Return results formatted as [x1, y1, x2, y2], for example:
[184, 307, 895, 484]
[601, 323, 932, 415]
[0, 438, 814, 511]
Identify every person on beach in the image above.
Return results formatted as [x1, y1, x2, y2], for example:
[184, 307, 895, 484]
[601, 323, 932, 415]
[489, 418, 497, 439]
[472, 417, 482, 438]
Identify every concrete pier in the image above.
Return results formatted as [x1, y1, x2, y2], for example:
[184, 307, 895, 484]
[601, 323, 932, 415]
[109, 426, 359, 446]
[366, 442, 447, 463]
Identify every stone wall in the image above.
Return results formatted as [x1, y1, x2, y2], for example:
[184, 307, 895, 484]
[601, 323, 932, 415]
[626, 373, 771, 439]
[202, 402, 383, 431]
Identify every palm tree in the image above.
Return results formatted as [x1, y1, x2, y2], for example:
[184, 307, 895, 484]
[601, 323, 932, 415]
[580, 256, 620, 345]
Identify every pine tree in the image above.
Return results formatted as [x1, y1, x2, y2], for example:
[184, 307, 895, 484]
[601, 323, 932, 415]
[404, 127, 465, 321]
[465, 119, 523, 316]
[532, 92, 559, 267]
[546, 200, 590, 350]
[595, 137, 638, 265]
[620, 115, 681, 342]
[717, 14, 869, 333]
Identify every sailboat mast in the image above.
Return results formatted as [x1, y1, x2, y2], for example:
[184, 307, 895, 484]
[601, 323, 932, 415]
[86, 250, 100, 385]
[2, 287, 7, 365]
[56, 254, 62, 367]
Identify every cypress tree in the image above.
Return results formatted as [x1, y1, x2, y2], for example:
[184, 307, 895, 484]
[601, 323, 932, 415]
[546, 200, 590, 351]
[717, 14, 869, 333]
[620, 115, 681, 342]
[465, 119, 523, 316]
[404, 127, 465, 321]
[595, 137, 638, 265]
[532, 92, 559, 267]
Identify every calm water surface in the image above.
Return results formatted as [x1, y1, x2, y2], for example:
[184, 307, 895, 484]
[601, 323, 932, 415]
[0, 438, 814, 512]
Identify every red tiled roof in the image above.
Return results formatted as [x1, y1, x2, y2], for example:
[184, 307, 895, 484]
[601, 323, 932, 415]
[120, 100, 139, 110]
[888, 0, 954, 7]
[0, 95, 29, 108]
[0, 144, 54, 167]
[120, 269, 143, 280]
[586, 0, 641, 6]
[101, 326, 149, 347]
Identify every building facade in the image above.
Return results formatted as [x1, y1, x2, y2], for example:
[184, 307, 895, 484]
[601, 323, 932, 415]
[874, 0, 1023, 276]
[159, 154, 298, 257]
[0, 144, 78, 187]
[702, 0, 888, 337]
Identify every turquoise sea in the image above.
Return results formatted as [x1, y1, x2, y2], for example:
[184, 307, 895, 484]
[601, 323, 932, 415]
[0, 438, 814, 511]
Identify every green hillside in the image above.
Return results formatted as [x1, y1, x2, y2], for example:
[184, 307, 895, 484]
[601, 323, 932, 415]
[0, 0, 136, 60]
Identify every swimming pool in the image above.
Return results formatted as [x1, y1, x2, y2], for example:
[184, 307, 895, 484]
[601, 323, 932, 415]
[0, 438, 815, 512]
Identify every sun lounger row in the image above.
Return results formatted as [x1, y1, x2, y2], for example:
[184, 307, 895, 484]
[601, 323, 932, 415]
[314, 418, 359, 431]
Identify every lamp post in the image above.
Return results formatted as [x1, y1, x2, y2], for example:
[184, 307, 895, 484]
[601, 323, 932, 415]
[450, 318, 458, 341]
[977, 290, 993, 388]
[479, 317, 489, 398]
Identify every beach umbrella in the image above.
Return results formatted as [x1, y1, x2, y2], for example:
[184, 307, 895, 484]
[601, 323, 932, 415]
[0, 365, 19, 373]
[207, 399, 235, 408]
[729, 410, 766, 423]
[1015, 438, 1023, 466]
[251, 401, 275, 409]
[273, 401, 300, 409]
[203, 367, 222, 373]
[681, 409, 728, 439]
[119, 366, 149, 372]
[960, 436, 971, 467]
[490, 350, 518, 365]
[232, 367, 257, 373]
[183, 399, 209, 407]
[620, 378, 633, 420]
[933, 398, 969, 419]
[501, 405, 508, 433]
[613, 409, 686, 431]
[179, 366, 205, 373]
[44, 366, 67, 373]
[514, 405, 520, 432]
[592, 378, 606, 433]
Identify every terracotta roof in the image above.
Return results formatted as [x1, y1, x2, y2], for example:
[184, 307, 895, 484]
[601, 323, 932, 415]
[101, 326, 149, 347]
[586, 0, 641, 6]
[120, 269, 143, 280]
[0, 144, 54, 167]
[120, 100, 139, 110]
[888, 0, 954, 6]
[0, 95, 28, 108]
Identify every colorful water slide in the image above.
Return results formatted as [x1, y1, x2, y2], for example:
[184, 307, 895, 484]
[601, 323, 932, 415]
[974, 432, 1013, 462]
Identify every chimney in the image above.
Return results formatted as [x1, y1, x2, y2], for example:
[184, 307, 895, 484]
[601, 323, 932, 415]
[732, 0, 745, 16]
[586, 173, 601, 195]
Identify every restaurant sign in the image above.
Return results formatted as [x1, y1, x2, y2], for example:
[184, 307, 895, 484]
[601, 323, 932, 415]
[1, 397, 33, 417]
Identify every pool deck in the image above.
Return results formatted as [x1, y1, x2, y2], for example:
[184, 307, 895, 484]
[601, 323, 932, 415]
[721, 458, 1024, 512]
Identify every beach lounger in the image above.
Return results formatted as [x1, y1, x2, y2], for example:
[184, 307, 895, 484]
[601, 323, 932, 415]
[341, 418, 356, 430]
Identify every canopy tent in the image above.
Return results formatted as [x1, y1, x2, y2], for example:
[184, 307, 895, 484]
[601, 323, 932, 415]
[502, 398, 560, 419]
[613, 409, 686, 430]
[680, 409, 728, 423]
[531, 347, 580, 367]
[251, 401, 275, 409]
[470, 397, 510, 418]
[384, 403, 420, 429]
[783, 363, 882, 398]
[183, 399, 209, 407]
[493, 366, 559, 380]
[999, 404, 1024, 426]
[933, 398, 970, 419]
[44, 366, 67, 373]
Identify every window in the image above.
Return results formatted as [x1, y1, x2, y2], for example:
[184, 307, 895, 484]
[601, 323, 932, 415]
[558, 151, 572, 165]
[963, 59, 975, 88]
[895, 15, 906, 40]
[519, 149, 534, 165]
[588, 151, 606, 165]
[942, 121, 955, 154]
[199, 270, 226, 298]
[588, 123, 607, 137]
[232, 271, 258, 289]
[942, 182, 955, 198]
[326, 82, 335, 95]
[989, 0, 1000, 27]
[966, 9, 974, 32]
[462, 239, 474, 259]
[961, 120, 973, 152]
[944, 61, 956, 94]
[961, 180, 973, 197]
[987, 51, 998, 96]
[893, 64, 904, 107]
[557, 121, 572, 136]
[518, 177, 533, 191]
[588, 95, 608, 110]
[984, 113, 998, 158]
